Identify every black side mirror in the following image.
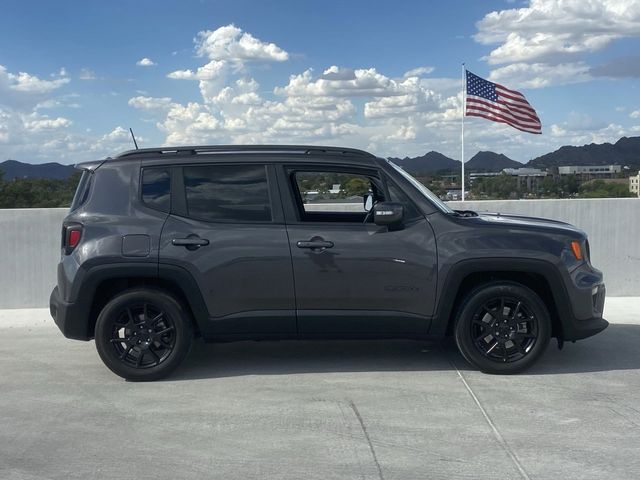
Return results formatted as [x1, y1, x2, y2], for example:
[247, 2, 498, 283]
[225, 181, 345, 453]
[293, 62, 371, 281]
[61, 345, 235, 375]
[373, 202, 404, 226]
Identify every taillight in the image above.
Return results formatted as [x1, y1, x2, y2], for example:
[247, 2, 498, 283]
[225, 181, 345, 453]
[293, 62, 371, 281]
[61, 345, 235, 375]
[64, 224, 83, 254]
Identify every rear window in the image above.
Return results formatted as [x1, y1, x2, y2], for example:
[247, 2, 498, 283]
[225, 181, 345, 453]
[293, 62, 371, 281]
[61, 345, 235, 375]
[69, 170, 93, 212]
[183, 164, 271, 222]
[141, 168, 171, 212]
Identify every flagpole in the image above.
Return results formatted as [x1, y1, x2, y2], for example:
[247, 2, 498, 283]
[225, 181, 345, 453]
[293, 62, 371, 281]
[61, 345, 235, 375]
[461, 63, 465, 202]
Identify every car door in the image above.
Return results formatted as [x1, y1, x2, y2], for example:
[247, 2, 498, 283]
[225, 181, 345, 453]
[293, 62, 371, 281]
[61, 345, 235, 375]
[277, 163, 437, 335]
[159, 162, 296, 338]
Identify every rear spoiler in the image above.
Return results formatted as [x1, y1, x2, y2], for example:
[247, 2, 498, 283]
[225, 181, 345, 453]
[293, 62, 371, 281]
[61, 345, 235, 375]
[74, 159, 107, 171]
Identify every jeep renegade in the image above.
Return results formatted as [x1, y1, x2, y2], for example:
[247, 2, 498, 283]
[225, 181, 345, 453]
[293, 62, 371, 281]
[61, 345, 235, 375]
[50, 145, 607, 380]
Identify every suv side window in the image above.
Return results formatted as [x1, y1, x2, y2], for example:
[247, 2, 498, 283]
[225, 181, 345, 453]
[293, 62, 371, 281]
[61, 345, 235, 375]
[141, 167, 171, 213]
[291, 170, 384, 222]
[183, 164, 271, 222]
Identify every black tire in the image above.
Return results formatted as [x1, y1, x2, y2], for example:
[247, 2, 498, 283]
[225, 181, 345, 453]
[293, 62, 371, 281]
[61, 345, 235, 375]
[454, 282, 551, 374]
[95, 288, 193, 381]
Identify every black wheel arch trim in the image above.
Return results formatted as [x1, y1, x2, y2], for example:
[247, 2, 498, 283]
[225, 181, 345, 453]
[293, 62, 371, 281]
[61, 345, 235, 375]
[57, 261, 208, 340]
[430, 257, 574, 339]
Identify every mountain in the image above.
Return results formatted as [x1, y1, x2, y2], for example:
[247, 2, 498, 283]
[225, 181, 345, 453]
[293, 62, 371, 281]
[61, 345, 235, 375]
[527, 136, 640, 169]
[0, 160, 76, 180]
[465, 151, 521, 171]
[390, 151, 460, 173]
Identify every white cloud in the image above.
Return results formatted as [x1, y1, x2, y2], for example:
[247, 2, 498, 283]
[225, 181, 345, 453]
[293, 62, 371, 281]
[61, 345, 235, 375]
[275, 67, 425, 97]
[128, 96, 175, 110]
[475, 0, 640, 65]
[24, 115, 72, 131]
[194, 24, 289, 62]
[403, 66, 435, 78]
[489, 62, 591, 88]
[136, 57, 157, 67]
[0, 65, 69, 94]
[630, 110, 640, 119]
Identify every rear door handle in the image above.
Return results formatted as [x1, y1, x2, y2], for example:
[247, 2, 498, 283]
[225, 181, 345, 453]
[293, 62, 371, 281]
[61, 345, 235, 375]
[297, 240, 334, 250]
[172, 236, 209, 250]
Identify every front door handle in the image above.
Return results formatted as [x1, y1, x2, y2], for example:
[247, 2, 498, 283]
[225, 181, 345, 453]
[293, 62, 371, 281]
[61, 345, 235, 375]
[297, 239, 334, 250]
[172, 235, 209, 250]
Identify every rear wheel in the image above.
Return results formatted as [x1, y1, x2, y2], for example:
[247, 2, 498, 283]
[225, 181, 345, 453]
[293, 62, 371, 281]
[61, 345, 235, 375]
[454, 282, 550, 374]
[95, 288, 193, 381]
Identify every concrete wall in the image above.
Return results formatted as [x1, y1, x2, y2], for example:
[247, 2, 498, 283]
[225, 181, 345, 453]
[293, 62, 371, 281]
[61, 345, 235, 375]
[0, 208, 67, 309]
[0, 199, 637, 309]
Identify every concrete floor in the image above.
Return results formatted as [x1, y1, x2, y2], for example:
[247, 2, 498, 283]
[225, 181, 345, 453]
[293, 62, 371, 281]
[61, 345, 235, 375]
[1, 298, 639, 480]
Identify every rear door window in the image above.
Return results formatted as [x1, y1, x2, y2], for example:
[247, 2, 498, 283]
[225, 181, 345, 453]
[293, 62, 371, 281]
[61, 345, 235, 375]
[141, 168, 171, 212]
[183, 164, 272, 222]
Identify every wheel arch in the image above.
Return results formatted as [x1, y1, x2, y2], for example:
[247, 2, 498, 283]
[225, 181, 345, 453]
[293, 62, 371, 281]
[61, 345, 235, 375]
[72, 262, 208, 339]
[431, 258, 571, 340]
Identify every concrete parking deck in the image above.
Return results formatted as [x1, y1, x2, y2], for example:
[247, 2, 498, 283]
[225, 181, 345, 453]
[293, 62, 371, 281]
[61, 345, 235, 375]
[1, 298, 639, 479]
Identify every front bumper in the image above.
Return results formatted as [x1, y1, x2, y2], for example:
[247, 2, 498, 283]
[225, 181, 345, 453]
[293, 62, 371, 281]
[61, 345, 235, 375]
[561, 267, 608, 341]
[49, 286, 92, 341]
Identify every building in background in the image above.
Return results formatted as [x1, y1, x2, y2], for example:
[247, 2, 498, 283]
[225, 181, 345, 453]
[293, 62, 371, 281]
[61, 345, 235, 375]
[503, 167, 548, 191]
[558, 165, 622, 180]
[630, 173, 640, 197]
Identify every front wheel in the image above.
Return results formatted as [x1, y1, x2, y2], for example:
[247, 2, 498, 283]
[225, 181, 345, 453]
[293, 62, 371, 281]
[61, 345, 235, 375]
[95, 288, 193, 381]
[454, 282, 551, 374]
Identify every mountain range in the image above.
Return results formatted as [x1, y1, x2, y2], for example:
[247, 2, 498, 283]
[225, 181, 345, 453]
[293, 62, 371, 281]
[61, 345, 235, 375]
[390, 136, 640, 174]
[2, 136, 640, 179]
[0, 160, 76, 181]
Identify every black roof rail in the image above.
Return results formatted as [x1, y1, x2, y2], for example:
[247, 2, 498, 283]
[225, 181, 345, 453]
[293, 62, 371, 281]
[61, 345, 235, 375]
[113, 145, 375, 159]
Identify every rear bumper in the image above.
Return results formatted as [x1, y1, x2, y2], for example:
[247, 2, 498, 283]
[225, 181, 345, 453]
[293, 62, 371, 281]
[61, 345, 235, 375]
[49, 286, 92, 341]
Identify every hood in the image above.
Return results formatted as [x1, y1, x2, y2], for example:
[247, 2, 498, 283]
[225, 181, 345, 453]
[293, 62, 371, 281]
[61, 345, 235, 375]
[474, 211, 586, 238]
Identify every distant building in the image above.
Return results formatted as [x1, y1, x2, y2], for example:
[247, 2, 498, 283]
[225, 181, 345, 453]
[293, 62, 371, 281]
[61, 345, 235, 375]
[558, 165, 621, 179]
[469, 168, 547, 191]
[503, 167, 548, 191]
[469, 172, 501, 184]
[630, 174, 640, 196]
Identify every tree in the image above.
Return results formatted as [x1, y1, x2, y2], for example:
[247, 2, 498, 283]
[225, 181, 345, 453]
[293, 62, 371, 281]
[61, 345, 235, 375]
[342, 177, 370, 197]
[0, 172, 81, 208]
[579, 180, 633, 198]
[471, 173, 519, 199]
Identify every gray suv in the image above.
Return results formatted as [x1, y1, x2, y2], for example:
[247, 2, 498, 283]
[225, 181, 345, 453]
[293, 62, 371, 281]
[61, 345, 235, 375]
[49, 145, 607, 380]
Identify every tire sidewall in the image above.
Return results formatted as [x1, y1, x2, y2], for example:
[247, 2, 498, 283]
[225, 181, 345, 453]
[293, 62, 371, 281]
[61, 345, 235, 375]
[95, 288, 193, 381]
[454, 282, 551, 374]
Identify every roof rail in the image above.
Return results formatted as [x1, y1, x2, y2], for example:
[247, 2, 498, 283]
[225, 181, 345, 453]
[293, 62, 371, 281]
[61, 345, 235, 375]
[113, 145, 375, 159]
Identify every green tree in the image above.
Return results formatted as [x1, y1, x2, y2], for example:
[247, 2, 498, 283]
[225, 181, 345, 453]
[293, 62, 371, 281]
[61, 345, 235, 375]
[342, 177, 370, 197]
[0, 172, 81, 208]
[471, 173, 519, 199]
[579, 180, 633, 198]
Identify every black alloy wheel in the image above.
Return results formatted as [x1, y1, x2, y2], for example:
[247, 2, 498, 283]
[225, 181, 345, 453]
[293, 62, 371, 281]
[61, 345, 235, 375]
[109, 303, 176, 369]
[471, 296, 538, 363]
[454, 282, 551, 374]
[95, 288, 193, 381]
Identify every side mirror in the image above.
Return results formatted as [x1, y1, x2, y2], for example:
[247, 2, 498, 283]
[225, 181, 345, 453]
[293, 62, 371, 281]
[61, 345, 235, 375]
[373, 202, 404, 226]
[363, 193, 374, 212]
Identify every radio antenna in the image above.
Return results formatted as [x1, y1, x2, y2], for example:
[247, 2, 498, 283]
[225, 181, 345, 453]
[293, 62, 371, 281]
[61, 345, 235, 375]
[129, 128, 139, 150]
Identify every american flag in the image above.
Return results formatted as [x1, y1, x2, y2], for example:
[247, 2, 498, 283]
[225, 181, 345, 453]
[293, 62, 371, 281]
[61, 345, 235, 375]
[465, 70, 541, 134]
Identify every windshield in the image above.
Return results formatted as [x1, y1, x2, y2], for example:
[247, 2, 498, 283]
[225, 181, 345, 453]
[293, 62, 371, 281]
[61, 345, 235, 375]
[386, 160, 455, 214]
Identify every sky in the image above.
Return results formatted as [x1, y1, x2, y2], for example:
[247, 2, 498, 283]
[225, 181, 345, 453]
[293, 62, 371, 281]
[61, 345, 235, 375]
[1, 0, 639, 165]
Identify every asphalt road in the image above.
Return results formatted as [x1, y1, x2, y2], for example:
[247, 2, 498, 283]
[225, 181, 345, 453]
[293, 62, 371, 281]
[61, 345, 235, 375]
[1, 298, 639, 480]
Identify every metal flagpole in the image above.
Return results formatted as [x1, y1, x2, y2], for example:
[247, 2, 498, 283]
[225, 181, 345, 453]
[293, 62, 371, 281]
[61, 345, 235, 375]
[461, 63, 465, 202]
